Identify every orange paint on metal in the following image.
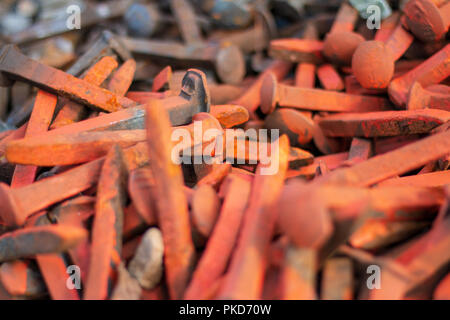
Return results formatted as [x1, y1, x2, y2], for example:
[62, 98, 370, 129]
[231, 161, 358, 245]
[84, 145, 127, 300]
[145, 100, 195, 299]
[11, 90, 57, 188]
[231, 60, 292, 114]
[378, 170, 450, 188]
[185, 175, 251, 299]
[318, 109, 450, 137]
[218, 135, 290, 299]
[209, 104, 249, 128]
[107, 59, 136, 96]
[260, 72, 392, 114]
[152, 66, 172, 93]
[269, 39, 324, 64]
[51, 56, 119, 129]
[316, 129, 450, 187]
[295, 63, 316, 88]
[388, 44, 450, 107]
[36, 254, 80, 300]
[317, 64, 344, 91]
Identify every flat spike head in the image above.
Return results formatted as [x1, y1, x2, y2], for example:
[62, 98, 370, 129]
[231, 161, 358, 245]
[404, 0, 447, 42]
[181, 69, 211, 114]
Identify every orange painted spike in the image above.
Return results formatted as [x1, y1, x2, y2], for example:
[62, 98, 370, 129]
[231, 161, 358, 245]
[10, 90, 57, 188]
[388, 44, 450, 107]
[295, 63, 316, 88]
[128, 168, 157, 226]
[407, 82, 450, 111]
[374, 12, 400, 42]
[32, 197, 93, 300]
[87, 59, 136, 120]
[152, 66, 172, 93]
[84, 145, 128, 300]
[36, 254, 80, 300]
[365, 185, 443, 222]
[384, 24, 415, 61]
[0, 124, 27, 160]
[6, 130, 146, 166]
[315, 129, 450, 187]
[330, 2, 359, 34]
[51, 56, 119, 130]
[0, 260, 45, 298]
[318, 109, 450, 138]
[378, 170, 450, 188]
[0, 143, 149, 227]
[293, 22, 318, 90]
[260, 72, 392, 114]
[145, 100, 195, 300]
[185, 175, 251, 299]
[107, 59, 136, 96]
[191, 184, 220, 239]
[51, 197, 94, 283]
[6, 113, 221, 167]
[317, 64, 344, 91]
[217, 135, 290, 300]
[369, 186, 444, 222]
[0, 45, 137, 112]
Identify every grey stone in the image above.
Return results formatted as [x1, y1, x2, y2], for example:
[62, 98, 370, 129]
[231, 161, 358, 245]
[128, 228, 164, 290]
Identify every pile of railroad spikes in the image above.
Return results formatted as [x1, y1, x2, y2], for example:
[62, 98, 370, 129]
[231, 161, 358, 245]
[0, 0, 449, 300]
